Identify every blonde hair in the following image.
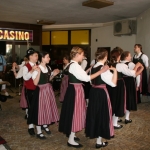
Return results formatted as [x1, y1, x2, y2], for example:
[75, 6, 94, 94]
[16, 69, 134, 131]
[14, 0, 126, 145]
[70, 46, 84, 59]
[24, 57, 28, 61]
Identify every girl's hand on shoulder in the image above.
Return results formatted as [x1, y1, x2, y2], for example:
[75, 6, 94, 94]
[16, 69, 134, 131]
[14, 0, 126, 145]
[101, 65, 109, 73]
[109, 67, 117, 72]
[35, 67, 41, 72]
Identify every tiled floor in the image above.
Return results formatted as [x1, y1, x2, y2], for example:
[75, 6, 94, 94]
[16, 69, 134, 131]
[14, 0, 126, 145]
[0, 89, 150, 150]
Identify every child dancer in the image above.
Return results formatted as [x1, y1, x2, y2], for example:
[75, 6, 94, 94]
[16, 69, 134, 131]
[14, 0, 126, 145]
[12, 57, 29, 119]
[59, 47, 109, 148]
[85, 49, 117, 149]
[59, 55, 70, 102]
[120, 51, 143, 124]
[133, 44, 149, 95]
[106, 48, 125, 129]
[23, 48, 39, 136]
[31, 51, 60, 139]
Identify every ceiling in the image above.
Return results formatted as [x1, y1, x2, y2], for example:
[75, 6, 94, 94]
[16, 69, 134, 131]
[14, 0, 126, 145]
[0, 0, 150, 26]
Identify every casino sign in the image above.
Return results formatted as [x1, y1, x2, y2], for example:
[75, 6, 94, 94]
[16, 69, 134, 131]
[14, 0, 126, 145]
[0, 28, 33, 42]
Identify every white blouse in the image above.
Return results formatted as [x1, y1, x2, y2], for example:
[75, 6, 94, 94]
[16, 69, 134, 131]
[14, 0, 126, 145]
[117, 61, 136, 77]
[69, 60, 90, 82]
[90, 59, 96, 66]
[32, 65, 53, 80]
[118, 61, 140, 87]
[93, 62, 116, 87]
[23, 61, 35, 81]
[19, 61, 25, 69]
[133, 52, 149, 68]
[15, 67, 24, 79]
[81, 58, 87, 70]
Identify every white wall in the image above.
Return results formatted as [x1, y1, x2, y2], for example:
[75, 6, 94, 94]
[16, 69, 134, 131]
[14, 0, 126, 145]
[136, 8, 150, 59]
[91, 24, 136, 60]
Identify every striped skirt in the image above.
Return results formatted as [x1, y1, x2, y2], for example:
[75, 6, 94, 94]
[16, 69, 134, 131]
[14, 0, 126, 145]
[59, 75, 68, 102]
[38, 83, 59, 125]
[59, 83, 86, 135]
[20, 86, 28, 108]
[85, 84, 114, 139]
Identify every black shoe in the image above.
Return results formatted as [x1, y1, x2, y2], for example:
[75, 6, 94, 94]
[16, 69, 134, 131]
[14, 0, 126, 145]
[125, 119, 132, 124]
[7, 95, 13, 99]
[28, 128, 35, 135]
[37, 133, 46, 139]
[118, 119, 122, 122]
[114, 125, 123, 129]
[66, 134, 80, 141]
[41, 126, 51, 134]
[24, 115, 27, 120]
[74, 137, 80, 141]
[67, 142, 83, 148]
[96, 142, 108, 149]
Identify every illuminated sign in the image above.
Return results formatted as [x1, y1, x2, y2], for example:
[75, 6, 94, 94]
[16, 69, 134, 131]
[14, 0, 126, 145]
[0, 28, 33, 42]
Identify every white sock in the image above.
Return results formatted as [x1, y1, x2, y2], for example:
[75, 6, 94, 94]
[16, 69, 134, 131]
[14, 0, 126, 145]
[4, 92, 9, 96]
[29, 124, 34, 129]
[113, 114, 118, 126]
[86, 99, 89, 107]
[43, 125, 50, 131]
[125, 110, 130, 120]
[96, 136, 102, 144]
[1, 84, 6, 91]
[25, 109, 28, 117]
[68, 132, 78, 145]
[36, 126, 43, 135]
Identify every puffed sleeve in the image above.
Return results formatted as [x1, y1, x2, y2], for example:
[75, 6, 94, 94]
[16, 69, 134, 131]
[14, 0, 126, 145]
[69, 63, 90, 82]
[116, 63, 136, 77]
[101, 70, 116, 87]
[32, 70, 38, 80]
[142, 54, 149, 68]
[23, 66, 32, 80]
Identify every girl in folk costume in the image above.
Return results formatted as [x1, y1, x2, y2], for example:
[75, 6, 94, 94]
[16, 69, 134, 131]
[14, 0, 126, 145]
[106, 47, 126, 129]
[59, 55, 70, 102]
[85, 49, 117, 149]
[133, 44, 149, 96]
[31, 51, 60, 139]
[120, 51, 144, 124]
[12, 57, 29, 119]
[23, 48, 39, 136]
[59, 47, 109, 148]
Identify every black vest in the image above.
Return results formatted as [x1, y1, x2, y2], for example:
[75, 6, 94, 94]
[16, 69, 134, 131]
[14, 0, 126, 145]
[112, 63, 123, 79]
[91, 65, 105, 85]
[133, 53, 144, 66]
[68, 62, 82, 83]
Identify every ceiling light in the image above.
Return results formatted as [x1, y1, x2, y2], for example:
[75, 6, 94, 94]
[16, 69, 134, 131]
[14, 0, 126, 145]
[36, 20, 56, 25]
[82, 0, 114, 9]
